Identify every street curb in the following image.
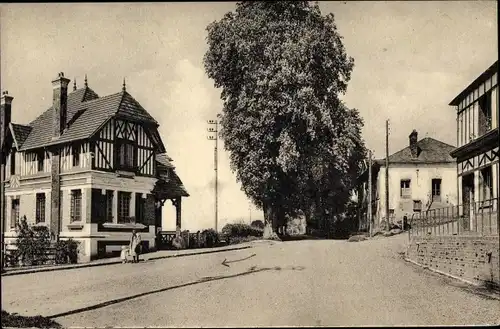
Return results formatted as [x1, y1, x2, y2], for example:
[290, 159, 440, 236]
[403, 257, 500, 301]
[1, 245, 253, 277]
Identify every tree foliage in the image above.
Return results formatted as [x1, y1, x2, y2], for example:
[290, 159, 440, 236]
[204, 1, 366, 233]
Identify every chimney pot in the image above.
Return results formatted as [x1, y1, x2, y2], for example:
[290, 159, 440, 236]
[409, 129, 418, 158]
[1, 91, 13, 149]
[52, 73, 71, 138]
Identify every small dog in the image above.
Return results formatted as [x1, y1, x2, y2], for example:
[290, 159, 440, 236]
[120, 246, 130, 263]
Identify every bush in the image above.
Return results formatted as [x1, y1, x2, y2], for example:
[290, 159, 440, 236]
[201, 228, 219, 247]
[221, 223, 263, 238]
[172, 236, 186, 249]
[250, 220, 265, 230]
[180, 230, 190, 248]
[54, 239, 80, 264]
[229, 236, 261, 245]
[14, 217, 51, 266]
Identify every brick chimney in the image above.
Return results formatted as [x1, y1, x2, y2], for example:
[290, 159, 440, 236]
[1, 91, 14, 151]
[51, 72, 70, 139]
[409, 129, 418, 158]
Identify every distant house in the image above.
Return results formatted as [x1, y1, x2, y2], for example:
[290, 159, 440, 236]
[0, 72, 188, 261]
[357, 130, 458, 227]
[448, 61, 498, 232]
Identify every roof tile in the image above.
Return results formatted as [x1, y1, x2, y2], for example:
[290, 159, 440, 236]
[10, 123, 32, 149]
[378, 137, 456, 164]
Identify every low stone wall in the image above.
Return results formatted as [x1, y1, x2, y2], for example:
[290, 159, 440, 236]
[406, 235, 499, 288]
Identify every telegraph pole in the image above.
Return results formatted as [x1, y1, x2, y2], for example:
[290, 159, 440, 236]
[368, 150, 373, 237]
[385, 119, 390, 231]
[207, 119, 219, 232]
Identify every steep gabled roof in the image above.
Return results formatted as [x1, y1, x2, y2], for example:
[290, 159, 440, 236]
[377, 137, 456, 164]
[357, 137, 456, 184]
[66, 86, 100, 122]
[449, 60, 498, 106]
[19, 87, 161, 151]
[155, 155, 189, 198]
[9, 123, 32, 149]
[156, 153, 175, 169]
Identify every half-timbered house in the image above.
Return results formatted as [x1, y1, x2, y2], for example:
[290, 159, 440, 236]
[449, 61, 498, 231]
[1, 72, 189, 261]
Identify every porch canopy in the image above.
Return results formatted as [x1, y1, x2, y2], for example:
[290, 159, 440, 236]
[153, 153, 189, 230]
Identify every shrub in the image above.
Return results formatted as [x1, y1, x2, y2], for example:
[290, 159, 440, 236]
[55, 239, 80, 264]
[229, 236, 261, 245]
[221, 223, 263, 238]
[172, 236, 186, 249]
[14, 217, 51, 266]
[180, 230, 190, 248]
[250, 220, 265, 230]
[201, 228, 219, 247]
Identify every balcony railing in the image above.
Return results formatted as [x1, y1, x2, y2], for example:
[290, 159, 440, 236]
[409, 197, 499, 238]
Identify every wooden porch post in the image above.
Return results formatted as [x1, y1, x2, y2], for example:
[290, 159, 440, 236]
[175, 197, 182, 230]
[155, 201, 162, 231]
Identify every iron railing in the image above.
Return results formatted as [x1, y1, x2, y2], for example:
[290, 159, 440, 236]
[409, 197, 499, 238]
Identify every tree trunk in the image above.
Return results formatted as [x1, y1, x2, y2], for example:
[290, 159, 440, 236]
[263, 202, 279, 239]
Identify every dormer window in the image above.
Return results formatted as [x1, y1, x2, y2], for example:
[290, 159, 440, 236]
[37, 150, 45, 172]
[116, 138, 136, 171]
[72, 144, 81, 167]
[478, 90, 492, 136]
[10, 149, 16, 175]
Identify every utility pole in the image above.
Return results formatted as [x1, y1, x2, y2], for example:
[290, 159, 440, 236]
[207, 119, 219, 232]
[368, 150, 373, 237]
[385, 119, 390, 231]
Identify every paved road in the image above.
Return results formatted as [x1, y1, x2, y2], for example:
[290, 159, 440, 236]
[2, 235, 499, 327]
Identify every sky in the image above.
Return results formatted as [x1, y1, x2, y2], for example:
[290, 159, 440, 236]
[0, 1, 497, 231]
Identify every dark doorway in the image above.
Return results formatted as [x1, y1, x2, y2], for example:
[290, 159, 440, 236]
[461, 173, 474, 231]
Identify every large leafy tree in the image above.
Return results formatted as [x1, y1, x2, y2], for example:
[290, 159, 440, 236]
[204, 1, 364, 235]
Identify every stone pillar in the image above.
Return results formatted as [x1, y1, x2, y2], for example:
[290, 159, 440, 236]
[175, 197, 182, 230]
[50, 149, 61, 240]
[83, 188, 92, 223]
[45, 191, 51, 227]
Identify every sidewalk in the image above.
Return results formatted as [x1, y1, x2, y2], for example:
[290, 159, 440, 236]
[1, 243, 256, 277]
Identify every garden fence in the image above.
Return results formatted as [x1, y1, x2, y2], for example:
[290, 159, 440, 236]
[409, 197, 499, 238]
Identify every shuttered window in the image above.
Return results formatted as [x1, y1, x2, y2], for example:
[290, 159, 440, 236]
[11, 199, 20, 228]
[36, 193, 46, 223]
[118, 192, 131, 223]
[70, 190, 82, 222]
[116, 139, 136, 170]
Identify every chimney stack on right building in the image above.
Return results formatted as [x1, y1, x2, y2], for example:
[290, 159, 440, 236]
[1, 91, 14, 151]
[409, 129, 418, 158]
[51, 72, 70, 140]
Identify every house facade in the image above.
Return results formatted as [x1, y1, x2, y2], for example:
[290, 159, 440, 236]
[449, 61, 498, 232]
[0, 72, 188, 262]
[358, 130, 458, 227]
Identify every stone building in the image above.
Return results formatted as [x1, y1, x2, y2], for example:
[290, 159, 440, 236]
[357, 130, 458, 227]
[0, 72, 188, 262]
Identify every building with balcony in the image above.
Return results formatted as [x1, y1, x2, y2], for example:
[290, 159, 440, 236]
[449, 61, 498, 232]
[0, 73, 189, 261]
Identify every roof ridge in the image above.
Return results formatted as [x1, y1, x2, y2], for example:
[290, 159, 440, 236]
[418, 137, 456, 148]
[11, 122, 31, 128]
